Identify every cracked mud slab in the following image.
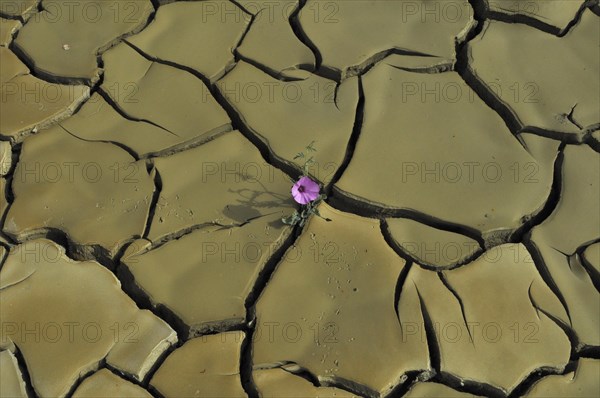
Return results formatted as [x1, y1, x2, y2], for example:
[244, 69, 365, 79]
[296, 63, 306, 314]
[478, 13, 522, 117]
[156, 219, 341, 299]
[13, 0, 153, 81]
[122, 212, 292, 337]
[236, 0, 315, 76]
[468, 9, 600, 136]
[127, 0, 250, 83]
[101, 41, 231, 141]
[4, 127, 155, 260]
[253, 203, 428, 396]
[0, 47, 89, 140]
[0, 240, 177, 397]
[298, 0, 474, 78]
[146, 130, 295, 242]
[150, 331, 246, 397]
[72, 369, 152, 398]
[336, 62, 559, 237]
[58, 93, 225, 159]
[219, 61, 359, 184]
[400, 244, 570, 393]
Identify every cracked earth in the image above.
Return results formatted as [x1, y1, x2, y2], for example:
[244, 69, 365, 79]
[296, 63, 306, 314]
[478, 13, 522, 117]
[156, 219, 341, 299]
[0, 0, 599, 397]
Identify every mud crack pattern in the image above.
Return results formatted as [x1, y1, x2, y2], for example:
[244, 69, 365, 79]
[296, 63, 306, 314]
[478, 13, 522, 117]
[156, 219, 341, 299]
[0, 1, 599, 397]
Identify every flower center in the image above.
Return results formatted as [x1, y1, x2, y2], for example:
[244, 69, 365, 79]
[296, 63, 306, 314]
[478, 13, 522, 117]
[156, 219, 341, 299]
[298, 185, 305, 193]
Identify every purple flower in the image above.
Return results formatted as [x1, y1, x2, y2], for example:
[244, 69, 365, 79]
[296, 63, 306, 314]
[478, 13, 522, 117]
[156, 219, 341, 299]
[291, 176, 320, 205]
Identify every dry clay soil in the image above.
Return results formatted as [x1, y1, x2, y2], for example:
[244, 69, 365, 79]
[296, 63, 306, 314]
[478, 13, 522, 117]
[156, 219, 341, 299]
[0, 0, 599, 397]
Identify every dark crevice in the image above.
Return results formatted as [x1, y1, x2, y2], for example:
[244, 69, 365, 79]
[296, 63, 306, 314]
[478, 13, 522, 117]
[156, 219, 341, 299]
[146, 384, 166, 398]
[511, 360, 579, 398]
[243, 222, 304, 315]
[527, 282, 541, 320]
[577, 345, 600, 359]
[381, 219, 421, 265]
[103, 361, 162, 395]
[485, 11, 561, 36]
[523, 238, 573, 326]
[509, 143, 565, 243]
[57, 123, 140, 160]
[566, 104, 584, 130]
[483, 0, 593, 37]
[388, 61, 454, 75]
[239, 328, 259, 398]
[394, 260, 413, 333]
[577, 242, 600, 292]
[385, 371, 422, 398]
[141, 125, 233, 160]
[415, 286, 441, 372]
[96, 87, 179, 138]
[379, 219, 414, 333]
[455, 0, 486, 57]
[233, 2, 255, 45]
[141, 211, 282, 252]
[532, 301, 579, 360]
[456, 44, 522, 136]
[240, 222, 307, 398]
[345, 47, 440, 81]
[142, 164, 162, 239]
[0, 142, 21, 238]
[557, 0, 596, 37]
[2, 224, 119, 270]
[289, 0, 323, 72]
[584, 128, 600, 153]
[233, 51, 308, 82]
[331, 188, 485, 247]
[12, 345, 38, 398]
[325, 76, 364, 195]
[228, 0, 252, 15]
[438, 273, 474, 344]
[433, 372, 506, 398]
[278, 363, 321, 387]
[0, 11, 24, 22]
[380, 218, 414, 328]
[320, 375, 379, 398]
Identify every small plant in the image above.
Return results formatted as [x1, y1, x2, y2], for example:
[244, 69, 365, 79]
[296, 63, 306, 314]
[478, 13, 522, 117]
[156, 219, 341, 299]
[282, 141, 328, 227]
